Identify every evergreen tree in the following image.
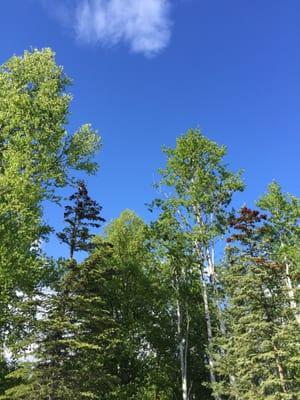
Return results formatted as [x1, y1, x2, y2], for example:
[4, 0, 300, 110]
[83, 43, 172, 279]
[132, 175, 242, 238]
[1, 247, 120, 400]
[257, 182, 300, 326]
[212, 207, 300, 400]
[1, 184, 112, 399]
[57, 180, 105, 259]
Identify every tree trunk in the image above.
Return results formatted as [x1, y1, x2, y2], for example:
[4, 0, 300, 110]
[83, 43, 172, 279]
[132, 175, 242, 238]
[177, 299, 188, 400]
[261, 284, 289, 395]
[193, 212, 221, 400]
[195, 240, 221, 399]
[284, 259, 300, 326]
[200, 270, 220, 397]
[206, 245, 236, 387]
[273, 343, 288, 394]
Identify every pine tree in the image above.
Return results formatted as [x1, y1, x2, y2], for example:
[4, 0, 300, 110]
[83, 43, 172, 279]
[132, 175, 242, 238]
[57, 181, 105, 259]
[1, 184, 115, 399]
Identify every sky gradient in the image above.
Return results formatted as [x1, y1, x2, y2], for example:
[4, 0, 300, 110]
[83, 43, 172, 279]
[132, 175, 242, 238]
[1, 0, 300, 257]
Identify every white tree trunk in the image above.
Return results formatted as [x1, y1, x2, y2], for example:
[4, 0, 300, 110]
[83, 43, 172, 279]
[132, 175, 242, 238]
[177, 299, 188, 400]
[206, 245, 236, 387]
[201, 272, 217, 381]
[285, 260, 300, 326]
[193, 209, 222, 400]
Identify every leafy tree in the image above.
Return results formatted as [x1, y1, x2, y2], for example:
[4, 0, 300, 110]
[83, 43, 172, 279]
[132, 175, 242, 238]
[0, 48, 100, 355]
[100, 210, 169, 399]
[150, 210, 211, 400]
[0, 48, 101, 394]
[152, 128, 244, 398]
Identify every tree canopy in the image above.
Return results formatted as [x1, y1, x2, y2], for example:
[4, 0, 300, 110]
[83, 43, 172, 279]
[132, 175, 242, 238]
[0, 49, 299, 400]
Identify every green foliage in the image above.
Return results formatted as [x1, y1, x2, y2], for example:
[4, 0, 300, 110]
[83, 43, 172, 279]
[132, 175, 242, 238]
[0, 48, 299, 399]
[57, 181, 105, 258]
[150, 210, 212, 399]
[257, 182, 300, 308]
[102, 210, 175, 399]
[152, 128, 244, 399]
[0, 47, 100, 292]
[212, 207, 300, 399]
[0, 48, 101, 396]
[0, 48, 100, 190]
[2, 245, 120, 400]
[155, 128, 244, 241]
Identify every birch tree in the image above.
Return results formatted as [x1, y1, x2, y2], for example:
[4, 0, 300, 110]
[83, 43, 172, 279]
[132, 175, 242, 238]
[152, 129, 243, 398]
[150, 210, 205, 400]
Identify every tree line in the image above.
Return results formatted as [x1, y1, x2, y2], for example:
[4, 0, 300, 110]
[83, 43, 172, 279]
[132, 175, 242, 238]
[0, 48, 299, 399]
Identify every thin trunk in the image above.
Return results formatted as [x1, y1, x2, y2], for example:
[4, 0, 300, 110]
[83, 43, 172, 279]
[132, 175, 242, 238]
[201, 246, 218, 384]
[184, 311, 190, 399]
[273, 343, 288, 394]
[279, 241, 300, 326]
[70, 193, 81, 259]
[261, 287, 289, 395]
[200, 270, 219, 391]
[177, 299, 188, 400]
[206, 245, 236, 387]
[193, 209, 221, 400]
[284, 259, 300, 326]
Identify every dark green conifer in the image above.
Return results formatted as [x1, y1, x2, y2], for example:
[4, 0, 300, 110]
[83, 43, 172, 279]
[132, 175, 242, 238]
[213, 207, 300, 400]
[57, 181, 105, 259]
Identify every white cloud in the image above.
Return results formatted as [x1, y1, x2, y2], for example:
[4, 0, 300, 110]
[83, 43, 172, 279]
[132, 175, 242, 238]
[74, 0, 172, 56]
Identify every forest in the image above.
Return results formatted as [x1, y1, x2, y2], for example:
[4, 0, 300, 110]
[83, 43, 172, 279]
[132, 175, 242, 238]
[0, 48, 299, 400]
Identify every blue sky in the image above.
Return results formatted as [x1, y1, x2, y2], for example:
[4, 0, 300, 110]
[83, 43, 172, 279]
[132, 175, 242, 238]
[1, 0, 300, 257]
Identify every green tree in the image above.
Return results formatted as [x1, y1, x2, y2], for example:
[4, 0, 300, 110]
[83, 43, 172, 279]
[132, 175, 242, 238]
[150, 210, 211, 400]
[257, 182, 300, 326]
[1, 246, 120, 400]
[0, 47, 100, 321]
[0, 48, 100, 390]
[57, 180, 105, 259]
[1, 188, 117, 399]
[101, 210, 167, 399]
[152, 128, 244, 399]
[213, 207, 300, 399]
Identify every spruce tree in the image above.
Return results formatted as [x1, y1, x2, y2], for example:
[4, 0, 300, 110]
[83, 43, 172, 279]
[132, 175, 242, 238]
[1, 184, 116, 399]
[57, 180, 105, 259]
[257, 182, 300, 326]
[212, 207, 300, 400]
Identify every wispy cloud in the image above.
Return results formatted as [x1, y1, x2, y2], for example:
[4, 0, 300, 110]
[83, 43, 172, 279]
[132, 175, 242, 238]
[38, 0, 172, 57]
[73, 0, 172, 57]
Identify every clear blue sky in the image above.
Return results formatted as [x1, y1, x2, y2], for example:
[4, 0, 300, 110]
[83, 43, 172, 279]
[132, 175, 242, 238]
[1, 0, 300, 257]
